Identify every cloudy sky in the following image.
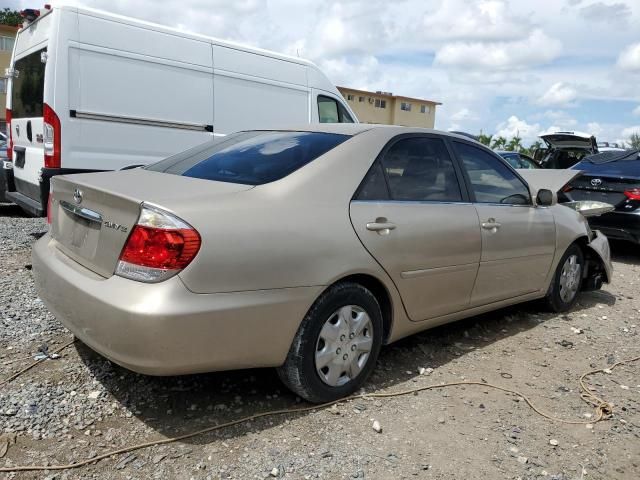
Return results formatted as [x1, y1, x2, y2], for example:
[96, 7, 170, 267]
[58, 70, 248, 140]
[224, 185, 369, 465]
[10, 0, 640, 145]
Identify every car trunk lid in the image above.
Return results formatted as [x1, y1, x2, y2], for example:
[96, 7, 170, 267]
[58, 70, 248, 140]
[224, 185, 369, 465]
[540, 132, 597, 151]
[50, 169, 253, 278]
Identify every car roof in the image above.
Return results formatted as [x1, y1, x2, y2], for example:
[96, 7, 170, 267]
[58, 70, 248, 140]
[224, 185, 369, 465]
[239, 124, 486, 143]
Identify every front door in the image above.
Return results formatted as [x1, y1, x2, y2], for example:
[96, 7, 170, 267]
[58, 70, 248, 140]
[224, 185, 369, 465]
[350, 135, 481, 322]
[451, 141, 556, 305]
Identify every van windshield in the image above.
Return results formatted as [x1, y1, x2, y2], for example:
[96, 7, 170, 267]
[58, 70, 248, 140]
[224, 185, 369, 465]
[11, 48, 46, 118]
[147, 131, 350, 185]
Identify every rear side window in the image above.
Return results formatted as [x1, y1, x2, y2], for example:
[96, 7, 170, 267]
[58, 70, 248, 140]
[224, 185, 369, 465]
[454, 142, 531, 205]
[318, 95, 354, 123]
[11, 48, 46, 118]
[147, 131, 350, 185]
[378, 137, 463, 202]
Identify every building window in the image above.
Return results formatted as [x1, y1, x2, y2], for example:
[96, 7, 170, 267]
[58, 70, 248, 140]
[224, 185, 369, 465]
[374, 99, 386, 109]
[420, 105, 430, 114]
[0, 36, 15, 52]
[346, 94, 354, 101]
[358, 96, 365, 102]
[0, 78, 6, 94]
[400, 102, 412, 111]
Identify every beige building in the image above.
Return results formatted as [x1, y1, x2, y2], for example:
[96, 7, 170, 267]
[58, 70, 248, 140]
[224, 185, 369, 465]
[338, 86, 441, 128]
[0, 24, 18, 133]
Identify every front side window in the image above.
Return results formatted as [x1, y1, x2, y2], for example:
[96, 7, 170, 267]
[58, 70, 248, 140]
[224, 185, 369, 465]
[378, 137, 462, 202]
[454, 142, 531, 205]
[318, 95, 354, 123]
[147, 131, 350, 185]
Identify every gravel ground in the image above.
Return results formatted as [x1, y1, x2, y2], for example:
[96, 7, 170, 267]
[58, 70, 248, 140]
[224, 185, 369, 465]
[1, 202, 639, 480]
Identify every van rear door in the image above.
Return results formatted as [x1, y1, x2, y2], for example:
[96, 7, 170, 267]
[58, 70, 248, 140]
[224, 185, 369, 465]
[9, 46, 47, 202]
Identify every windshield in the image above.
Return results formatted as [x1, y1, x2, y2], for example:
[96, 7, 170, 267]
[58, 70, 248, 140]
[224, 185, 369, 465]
[147, 131, 351, 185]
[11, 48, 46, 118]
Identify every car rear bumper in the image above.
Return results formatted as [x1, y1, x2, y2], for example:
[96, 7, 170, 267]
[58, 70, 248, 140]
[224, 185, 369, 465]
[32, 235, 321, 375]
[588, 211, 640, 244]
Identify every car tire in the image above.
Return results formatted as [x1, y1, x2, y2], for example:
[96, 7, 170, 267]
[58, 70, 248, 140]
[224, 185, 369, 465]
[545, 244, 584, 313]
[277, 282, 383, 403]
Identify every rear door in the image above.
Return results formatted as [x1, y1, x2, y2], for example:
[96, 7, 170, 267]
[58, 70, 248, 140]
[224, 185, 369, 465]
[350, 134, 481, 321]
[451, 141, 556, 305]
[9, 46, 48, 200]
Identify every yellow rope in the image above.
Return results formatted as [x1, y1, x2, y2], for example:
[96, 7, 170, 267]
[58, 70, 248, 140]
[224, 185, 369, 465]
[0, 340, 637, 473]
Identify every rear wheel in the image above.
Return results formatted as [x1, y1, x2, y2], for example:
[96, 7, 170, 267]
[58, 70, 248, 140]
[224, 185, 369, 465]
[277, 282, 383, 403]
[545, 244, 584, 312]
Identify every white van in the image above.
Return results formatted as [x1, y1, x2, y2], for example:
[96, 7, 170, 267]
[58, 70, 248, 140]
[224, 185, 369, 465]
[5, 6, 357, 216]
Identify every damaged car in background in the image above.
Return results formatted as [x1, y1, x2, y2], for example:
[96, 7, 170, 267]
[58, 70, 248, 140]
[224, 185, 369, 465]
[562, 149, 640, 244]
[33, 125, 612, 403]
[534, 131, 598, 169]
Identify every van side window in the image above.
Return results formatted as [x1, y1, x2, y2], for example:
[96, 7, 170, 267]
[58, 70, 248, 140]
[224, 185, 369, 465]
[318, 95, 354, 123]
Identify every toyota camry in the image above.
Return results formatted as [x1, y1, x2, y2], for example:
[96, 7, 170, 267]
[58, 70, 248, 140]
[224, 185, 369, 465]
[33, 125, 612, 402]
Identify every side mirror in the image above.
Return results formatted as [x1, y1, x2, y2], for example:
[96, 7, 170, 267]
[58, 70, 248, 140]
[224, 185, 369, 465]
[536, 189, 554, 206]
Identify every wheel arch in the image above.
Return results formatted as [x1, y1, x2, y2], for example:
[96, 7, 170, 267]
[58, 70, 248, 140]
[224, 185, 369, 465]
[327, 273, 394, 344]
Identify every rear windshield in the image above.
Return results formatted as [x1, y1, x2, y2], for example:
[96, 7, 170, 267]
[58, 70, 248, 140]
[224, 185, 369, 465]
[11, 48, 46, 118]
[147, 131, 350, 185]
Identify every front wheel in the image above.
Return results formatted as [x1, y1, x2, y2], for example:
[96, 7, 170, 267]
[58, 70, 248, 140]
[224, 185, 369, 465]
[277, 282, 383, 403]
[545, 244, 584, 312]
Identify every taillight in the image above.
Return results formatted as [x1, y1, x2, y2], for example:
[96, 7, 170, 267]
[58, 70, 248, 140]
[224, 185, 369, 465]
[43, 103, 61, 168]
[116, 204, 201, 283]
[624, 189, 640, 201]
[6, 108, 12, 160]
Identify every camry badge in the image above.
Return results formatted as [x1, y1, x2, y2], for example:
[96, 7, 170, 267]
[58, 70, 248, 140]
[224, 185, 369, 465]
[590, 178, 602, 187]
[73, 188, 83, 204]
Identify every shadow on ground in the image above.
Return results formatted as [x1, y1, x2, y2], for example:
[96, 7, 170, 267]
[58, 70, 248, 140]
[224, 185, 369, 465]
[0, 203, 29, 218]
[75, 286, 616, 445]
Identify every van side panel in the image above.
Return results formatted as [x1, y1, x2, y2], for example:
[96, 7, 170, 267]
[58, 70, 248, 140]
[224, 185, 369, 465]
[69, 13, 214, 170]
[212, 45, 309, 135]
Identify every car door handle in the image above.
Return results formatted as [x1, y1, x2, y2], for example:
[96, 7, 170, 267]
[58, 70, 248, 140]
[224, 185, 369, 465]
[481, 219, 501, 230]
[366, 221, 396, 232]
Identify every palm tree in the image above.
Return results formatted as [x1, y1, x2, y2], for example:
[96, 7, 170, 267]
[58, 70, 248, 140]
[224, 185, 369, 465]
[491, 136, 507, 150]
[477, 131, 493, 147]
[506, 136, 523, 152]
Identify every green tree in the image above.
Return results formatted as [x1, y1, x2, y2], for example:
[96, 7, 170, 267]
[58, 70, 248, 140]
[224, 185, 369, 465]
[477, 131, 493, 147]
[491, 136, 507, 150]
[522, 140, 543, 157]
[506, 136, 523, 152]
[628, 132, 640, 150]
[0, 8, 21, 26]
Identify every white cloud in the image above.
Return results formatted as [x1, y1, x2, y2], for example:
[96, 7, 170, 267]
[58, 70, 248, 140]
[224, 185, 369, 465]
[537, 82, 578, 107]
[495, 116, 542, 143]
[634, 105, 640, 116]
[434, 30, 562, 70]
[450, 108, 477, 122]
[587, 122, 603, 136]
[617, 43, 640, 71]
[621, 125, 640, 138]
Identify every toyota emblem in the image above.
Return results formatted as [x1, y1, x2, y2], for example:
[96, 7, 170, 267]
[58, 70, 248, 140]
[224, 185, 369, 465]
[590, 178, 602, 187]
[73, 188, 83, 204]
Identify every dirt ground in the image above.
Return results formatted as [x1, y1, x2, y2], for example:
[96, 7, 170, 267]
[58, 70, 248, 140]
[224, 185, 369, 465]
[1, 208, 639, 480]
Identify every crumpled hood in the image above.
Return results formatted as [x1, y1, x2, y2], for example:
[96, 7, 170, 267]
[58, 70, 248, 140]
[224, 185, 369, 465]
[517, 168, 582, 193]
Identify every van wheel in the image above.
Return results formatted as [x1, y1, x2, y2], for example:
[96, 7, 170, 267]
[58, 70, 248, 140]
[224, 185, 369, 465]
[277, 282, 383, 403]
[545, 244, 584, 313]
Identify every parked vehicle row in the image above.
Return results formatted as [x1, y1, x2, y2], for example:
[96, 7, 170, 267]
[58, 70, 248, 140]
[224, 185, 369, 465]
[33, 125, 612, 402]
